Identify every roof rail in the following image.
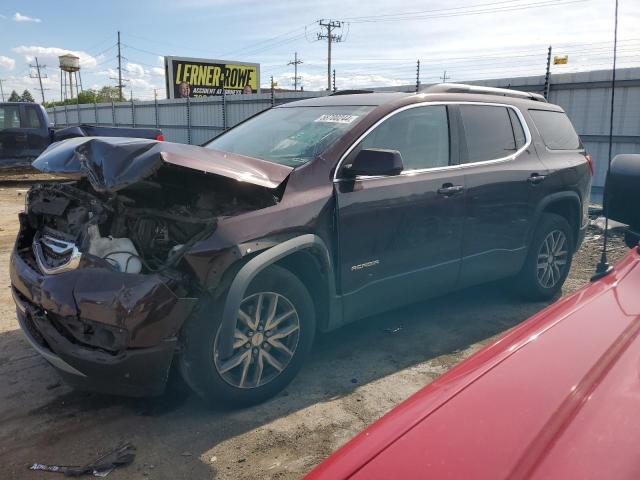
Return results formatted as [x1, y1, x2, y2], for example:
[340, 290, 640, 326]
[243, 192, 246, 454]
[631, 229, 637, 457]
[330, 89, 375, 96]
[421, 83, 547, 102]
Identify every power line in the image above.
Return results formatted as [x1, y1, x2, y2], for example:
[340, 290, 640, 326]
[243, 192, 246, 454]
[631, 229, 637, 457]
[317, 19, 343, 91]
[345, 0, 589, 23]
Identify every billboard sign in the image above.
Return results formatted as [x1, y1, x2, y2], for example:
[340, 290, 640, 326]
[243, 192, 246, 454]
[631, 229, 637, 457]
[164, 56, 260, 99]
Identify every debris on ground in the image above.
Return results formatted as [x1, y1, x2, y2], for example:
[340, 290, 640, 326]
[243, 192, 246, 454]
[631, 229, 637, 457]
[29, 443, 136, 477]
[589, 216, 627, 231]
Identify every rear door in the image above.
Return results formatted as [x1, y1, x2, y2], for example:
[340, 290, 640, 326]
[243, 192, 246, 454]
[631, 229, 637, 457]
[455, 103, 548, 288]
[22, 104, 50, 158]
[335, 104, 466, 321]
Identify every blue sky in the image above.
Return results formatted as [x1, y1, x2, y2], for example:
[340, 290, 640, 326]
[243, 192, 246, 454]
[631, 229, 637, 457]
[1, 0, 638, 101]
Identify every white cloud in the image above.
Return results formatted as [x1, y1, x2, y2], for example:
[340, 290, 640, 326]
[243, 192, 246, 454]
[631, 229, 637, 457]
[126, 62, 145, 78]
[12, 45, 98, 69]
[151, 67, 165, 77]
[14, 12, 41, 23]
[0, 55, 16, 70]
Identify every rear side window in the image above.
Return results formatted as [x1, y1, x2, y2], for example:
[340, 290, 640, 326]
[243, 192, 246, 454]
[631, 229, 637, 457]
[24, 106, 43, 129]
[459, 105, 518, 163]
[529, 109, 581, 150]
[360, 105, 450, 170]
[0, 105, 21, 128]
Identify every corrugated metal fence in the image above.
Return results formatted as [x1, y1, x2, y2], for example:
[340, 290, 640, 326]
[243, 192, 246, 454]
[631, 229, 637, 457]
[47, 91, 326, 146]
[48, 68, 640, 190]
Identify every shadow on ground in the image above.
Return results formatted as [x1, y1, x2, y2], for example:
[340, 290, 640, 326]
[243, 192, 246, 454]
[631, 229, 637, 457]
[0, 280, 550, 479]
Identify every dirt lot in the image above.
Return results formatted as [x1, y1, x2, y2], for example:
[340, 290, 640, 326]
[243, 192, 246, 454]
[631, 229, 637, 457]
[0, 181, 628, 479]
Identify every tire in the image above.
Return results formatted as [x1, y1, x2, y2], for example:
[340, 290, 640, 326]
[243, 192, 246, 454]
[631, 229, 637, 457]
[514, 213, 574, 301]
[179, 264, 315, 407]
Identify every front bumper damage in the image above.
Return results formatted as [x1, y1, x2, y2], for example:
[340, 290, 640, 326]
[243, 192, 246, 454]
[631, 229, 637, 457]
[10, 221, 197, 397]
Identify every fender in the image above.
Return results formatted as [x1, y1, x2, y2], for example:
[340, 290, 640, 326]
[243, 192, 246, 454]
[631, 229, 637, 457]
[217, 234, 341, 359]
[528, 190, 582, 248]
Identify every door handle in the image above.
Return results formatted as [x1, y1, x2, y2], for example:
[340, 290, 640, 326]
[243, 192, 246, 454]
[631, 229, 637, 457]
[437, 184, 464, 196]
[527, 173, 546, 185]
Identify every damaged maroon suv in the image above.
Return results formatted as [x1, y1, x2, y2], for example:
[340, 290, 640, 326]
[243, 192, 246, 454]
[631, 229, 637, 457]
[11, 84, 592, 405]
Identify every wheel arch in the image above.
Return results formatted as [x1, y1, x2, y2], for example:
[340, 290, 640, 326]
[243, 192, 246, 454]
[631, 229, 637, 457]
[217, 234, 340, 359]
[531, 191, 582, 250]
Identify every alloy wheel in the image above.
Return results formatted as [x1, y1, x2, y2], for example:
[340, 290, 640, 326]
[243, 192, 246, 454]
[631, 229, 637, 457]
[213, 292, 301, 389]
[536, 229, 569, 289]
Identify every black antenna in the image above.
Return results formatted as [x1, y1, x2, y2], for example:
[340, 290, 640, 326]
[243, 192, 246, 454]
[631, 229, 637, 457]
[591, 0, 619, 281]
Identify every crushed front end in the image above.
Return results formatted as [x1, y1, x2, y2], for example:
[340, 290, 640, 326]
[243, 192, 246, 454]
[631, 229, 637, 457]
[10, 138, 282, 396]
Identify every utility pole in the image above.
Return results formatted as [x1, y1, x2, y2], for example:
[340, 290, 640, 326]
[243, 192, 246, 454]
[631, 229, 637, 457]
[30, 57, 48, 103]
[332, 69, 336, 93]
[117, 31, 124, 100]
[317, 19, 343, 91]
[543, 45, 552, 99]
[416, 60, 421, 92]
[0, 78, 5, 102]
[440, 70, 450, 83]
[288, 52, 303, 91]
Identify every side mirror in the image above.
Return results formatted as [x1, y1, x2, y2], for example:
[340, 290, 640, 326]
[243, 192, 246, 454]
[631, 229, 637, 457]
[343, 148, 404, 178]
[606, 154, 640, 245]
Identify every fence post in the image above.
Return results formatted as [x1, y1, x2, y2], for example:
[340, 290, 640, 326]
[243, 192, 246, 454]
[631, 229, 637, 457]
[76, 100, 81, 124]
[222, 87, 227, 131]
[111, 100, 116, 126]
[186, 96, 192, 144]
[154, 95, 159, 128]
[270, 76, 275, 107]
[64, 104, 69, 126]
[94, 101, 98, 124]
[131, 98, 136, 127]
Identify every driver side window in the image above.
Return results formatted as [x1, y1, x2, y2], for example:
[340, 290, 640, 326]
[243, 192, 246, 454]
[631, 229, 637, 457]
[360, 105, 450, 171]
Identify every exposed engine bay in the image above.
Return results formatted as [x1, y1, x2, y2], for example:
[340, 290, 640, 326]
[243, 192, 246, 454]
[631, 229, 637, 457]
[25, 166, 278, 275]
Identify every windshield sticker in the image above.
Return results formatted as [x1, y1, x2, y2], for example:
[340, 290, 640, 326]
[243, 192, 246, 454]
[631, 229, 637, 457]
[314, 114, 360, 124]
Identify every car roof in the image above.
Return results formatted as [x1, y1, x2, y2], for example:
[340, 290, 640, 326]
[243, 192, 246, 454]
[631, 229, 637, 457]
[277, 90, 563, 112]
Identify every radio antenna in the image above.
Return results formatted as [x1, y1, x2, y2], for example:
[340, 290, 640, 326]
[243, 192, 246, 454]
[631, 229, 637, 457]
[591, 0, 619, 281]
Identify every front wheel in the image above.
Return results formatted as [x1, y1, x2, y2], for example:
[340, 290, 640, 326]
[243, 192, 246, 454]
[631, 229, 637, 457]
[514, 213, 574, 300]
[179, 265, 315, 407]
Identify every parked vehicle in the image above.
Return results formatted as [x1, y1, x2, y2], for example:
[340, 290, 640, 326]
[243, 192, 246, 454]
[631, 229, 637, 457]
[306, 153, 640, 480]
[0, 102, 164, 170]
[11, 84, 592, 405]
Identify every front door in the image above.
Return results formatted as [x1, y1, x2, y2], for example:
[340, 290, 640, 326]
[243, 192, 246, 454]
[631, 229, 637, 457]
[334, 104, 465, 321]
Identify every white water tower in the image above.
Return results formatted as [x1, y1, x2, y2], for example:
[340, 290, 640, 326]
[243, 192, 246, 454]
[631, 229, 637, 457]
[59, 54, 81, 100]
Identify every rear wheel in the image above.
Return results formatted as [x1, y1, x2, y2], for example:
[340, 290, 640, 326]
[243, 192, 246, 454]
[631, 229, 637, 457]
[179, 265, 315, 407]
[514, 213, 574, 300]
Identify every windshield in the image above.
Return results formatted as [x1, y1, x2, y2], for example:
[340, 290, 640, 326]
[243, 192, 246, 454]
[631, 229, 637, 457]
[205, 105, 374, 166]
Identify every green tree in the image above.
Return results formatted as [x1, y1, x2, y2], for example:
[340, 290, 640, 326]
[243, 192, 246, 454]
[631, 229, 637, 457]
[77, 89, 98, 104]
[21, 89, 35, 102]
[96, 86, 123, 102]
[8, 90, 21, 102]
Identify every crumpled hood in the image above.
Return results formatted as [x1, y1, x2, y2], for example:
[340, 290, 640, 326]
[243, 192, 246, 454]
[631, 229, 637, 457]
[32, 137, 293, 192]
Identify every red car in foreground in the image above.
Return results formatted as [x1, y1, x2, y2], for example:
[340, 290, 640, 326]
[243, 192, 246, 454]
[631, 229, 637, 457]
[307, 154, 640, 480]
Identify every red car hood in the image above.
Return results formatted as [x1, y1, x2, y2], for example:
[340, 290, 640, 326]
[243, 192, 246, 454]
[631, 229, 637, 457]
[308, 247, 640, 480]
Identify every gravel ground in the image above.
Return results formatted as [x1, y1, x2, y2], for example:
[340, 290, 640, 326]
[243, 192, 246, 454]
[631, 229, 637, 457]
[0, 181, 628, 480]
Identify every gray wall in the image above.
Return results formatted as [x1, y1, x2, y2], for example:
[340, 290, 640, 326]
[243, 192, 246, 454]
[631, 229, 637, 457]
[47, 91, 327, 146]
[48, 68, 640, 190]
